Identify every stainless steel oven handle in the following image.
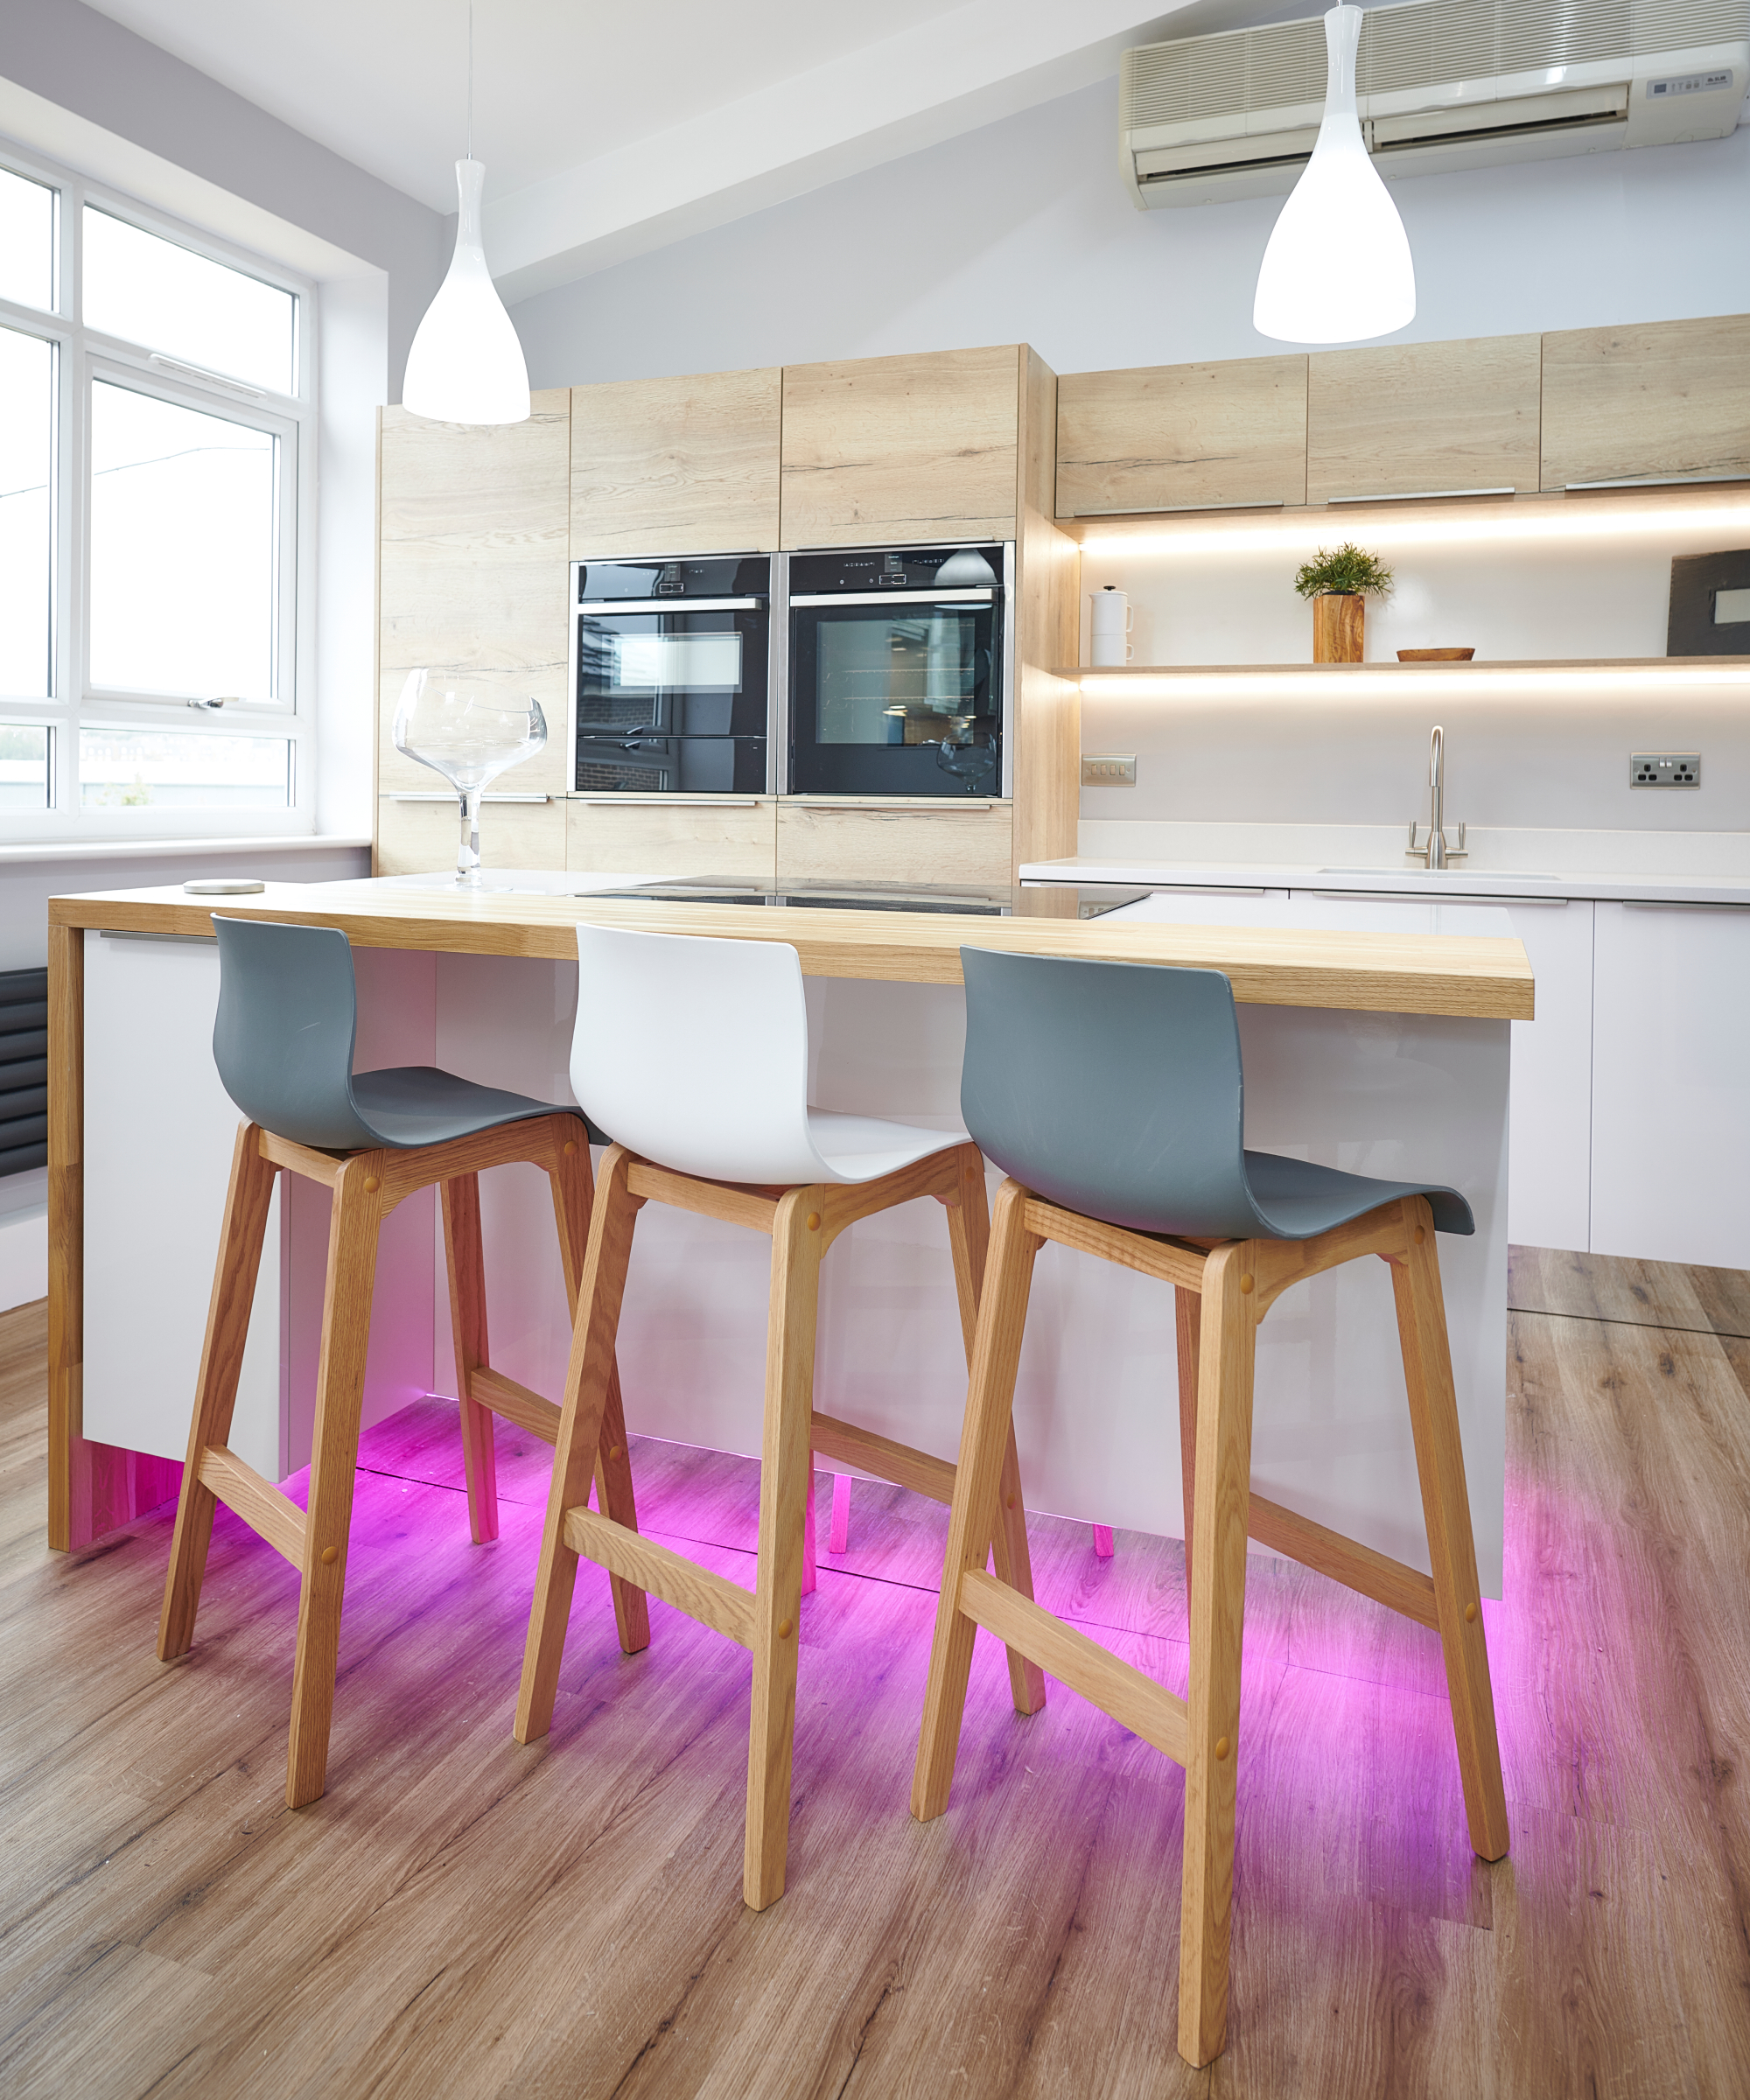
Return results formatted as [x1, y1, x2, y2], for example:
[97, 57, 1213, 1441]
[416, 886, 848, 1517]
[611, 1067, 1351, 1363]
[788, 590, 996, 606]
[578, 597, 763, 613]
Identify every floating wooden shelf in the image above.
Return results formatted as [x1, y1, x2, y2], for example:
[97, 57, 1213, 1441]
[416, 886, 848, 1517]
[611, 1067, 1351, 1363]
[1061, 658, 1750, 677]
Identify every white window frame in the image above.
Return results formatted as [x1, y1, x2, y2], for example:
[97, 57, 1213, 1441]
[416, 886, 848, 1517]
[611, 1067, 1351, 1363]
[0, 135, 318, 843]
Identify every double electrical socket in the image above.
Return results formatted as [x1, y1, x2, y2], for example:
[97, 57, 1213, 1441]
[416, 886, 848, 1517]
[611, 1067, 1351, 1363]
[1630, 752, 1701, 788]
[1082, 754, 1138, 786]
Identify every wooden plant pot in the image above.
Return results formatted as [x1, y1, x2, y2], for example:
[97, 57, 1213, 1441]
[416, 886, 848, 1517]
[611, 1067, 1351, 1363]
[1312, 593, 1365, 664]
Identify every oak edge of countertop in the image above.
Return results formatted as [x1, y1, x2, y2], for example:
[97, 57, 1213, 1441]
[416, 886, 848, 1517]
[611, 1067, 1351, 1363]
[47, 883, 1535, 1021]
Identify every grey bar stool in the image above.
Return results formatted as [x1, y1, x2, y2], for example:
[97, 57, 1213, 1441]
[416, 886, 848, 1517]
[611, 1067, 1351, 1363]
[158, 916, 647, 1810]
[911, 947, 1509, 2068]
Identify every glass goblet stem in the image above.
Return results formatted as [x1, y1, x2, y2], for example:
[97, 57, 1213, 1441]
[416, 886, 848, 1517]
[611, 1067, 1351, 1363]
[457, 785, 483, 884]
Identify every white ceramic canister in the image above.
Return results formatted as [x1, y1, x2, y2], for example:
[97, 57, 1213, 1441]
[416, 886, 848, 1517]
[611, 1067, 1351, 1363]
[1089, 585, 1133, 667]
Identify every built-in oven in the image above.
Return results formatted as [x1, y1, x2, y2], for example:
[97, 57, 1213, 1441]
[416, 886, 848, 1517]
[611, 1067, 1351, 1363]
[570, 554, 774, 794]
[787, 543, 1012, 799]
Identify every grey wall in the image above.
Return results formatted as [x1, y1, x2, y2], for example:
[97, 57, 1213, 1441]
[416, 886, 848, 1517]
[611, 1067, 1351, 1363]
[1, 0, 445, 394]
[512, 74, 1750, 386]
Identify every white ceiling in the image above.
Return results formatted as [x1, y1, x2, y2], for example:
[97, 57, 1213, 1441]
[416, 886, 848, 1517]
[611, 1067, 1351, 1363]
[80, 0, 1314, 296]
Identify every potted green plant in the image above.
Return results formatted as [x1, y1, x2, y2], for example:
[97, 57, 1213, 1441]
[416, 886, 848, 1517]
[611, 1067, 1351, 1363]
[1294, 542, 1393, 663]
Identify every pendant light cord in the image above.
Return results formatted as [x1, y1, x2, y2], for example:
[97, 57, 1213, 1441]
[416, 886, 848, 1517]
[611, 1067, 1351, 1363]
[466, 0, 473, 161]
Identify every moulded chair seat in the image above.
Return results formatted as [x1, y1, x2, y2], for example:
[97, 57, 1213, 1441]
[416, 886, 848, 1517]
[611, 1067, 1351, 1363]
[955, 945, 1474, 1246]
[570, 923, 971, 1186]
[211, 916, 571, 1151]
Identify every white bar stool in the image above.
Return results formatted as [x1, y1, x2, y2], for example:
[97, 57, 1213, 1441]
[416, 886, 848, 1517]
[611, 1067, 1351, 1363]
[514, 925, 1045, 1910]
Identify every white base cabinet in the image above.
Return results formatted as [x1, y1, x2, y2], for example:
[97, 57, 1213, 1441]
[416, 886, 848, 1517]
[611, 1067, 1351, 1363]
[1590, 901, 1750, 1267]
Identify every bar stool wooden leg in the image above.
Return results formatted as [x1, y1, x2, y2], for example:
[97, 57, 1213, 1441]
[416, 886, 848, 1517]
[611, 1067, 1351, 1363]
[1178, 1242, 1259, 2068]
[284, 1154, 386, 1810]
[1174, 1284, 1200, 1608]
[942, 1145, 1046, 1718]
[159, 1122, 278, 1662]
[547, 1123, 649, 1656]
[1389, 1196, 1510, 1863]
[440, 1171, 498, 1547]
[912, 1179, 1045, 1822]
[516, 1146, 642, 1745]
[744, 1186, 827, 1910]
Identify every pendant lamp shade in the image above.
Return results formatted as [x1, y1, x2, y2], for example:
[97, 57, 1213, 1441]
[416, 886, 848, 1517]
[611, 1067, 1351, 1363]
[402, 158, 529, 424]
[1253, 4, 1415, 345]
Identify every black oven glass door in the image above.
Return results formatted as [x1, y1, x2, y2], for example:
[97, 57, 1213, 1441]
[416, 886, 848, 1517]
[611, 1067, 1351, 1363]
[574, 737, 768, 795]
[790, 598, 999, 796]
[575, 603, 767, 789]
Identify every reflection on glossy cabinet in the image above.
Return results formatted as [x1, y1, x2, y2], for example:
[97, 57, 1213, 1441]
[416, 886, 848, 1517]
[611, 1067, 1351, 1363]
[1590, 900, 1750, 1268]
[1054, 356, 1306, 518]
[1541, 314, 1750, 491]
[375, 796, 566, 878]
[1306, 336, 1541, 503]
[570, 368, 781, 556]
[775, 802, 1014, 887]
[376, 391, 571, 800]
[566, 797, 778, 882]
[780, 346, 1025, 548]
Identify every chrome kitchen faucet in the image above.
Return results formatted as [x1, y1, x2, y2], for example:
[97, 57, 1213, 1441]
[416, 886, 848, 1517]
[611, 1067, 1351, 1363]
[1408, 724, 1466, 868]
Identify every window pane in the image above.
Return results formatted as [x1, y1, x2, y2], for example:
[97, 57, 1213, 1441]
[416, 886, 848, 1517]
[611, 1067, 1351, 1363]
[0, 166, 55, 311]
[0, 326, 52, 700]
[89, 380, 278, 700]
[82, 207, 295, 393]
[79, 728, 290, 809]
[0, 724, 50, 808]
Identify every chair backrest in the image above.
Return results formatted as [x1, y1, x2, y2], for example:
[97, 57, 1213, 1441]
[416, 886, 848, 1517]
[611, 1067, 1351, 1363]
[573, 925, 826, 1185]
[959, 945, 1266, 1239]
[212, 917, 381, 1152]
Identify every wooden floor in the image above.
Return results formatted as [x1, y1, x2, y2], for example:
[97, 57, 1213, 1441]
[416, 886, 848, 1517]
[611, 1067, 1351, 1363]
[2, 1252, 1748, 2099]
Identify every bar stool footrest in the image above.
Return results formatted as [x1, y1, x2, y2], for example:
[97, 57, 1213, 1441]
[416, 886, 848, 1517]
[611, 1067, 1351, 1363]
[469, 1367, 563, 1445]
[1246, 1491, 1438, 1628]
[810, 1410, 955, 1506]
[198, 1446, 306, 1568]
[959, 1569, 1187, 1764]
[564, 1507, 755, 1648]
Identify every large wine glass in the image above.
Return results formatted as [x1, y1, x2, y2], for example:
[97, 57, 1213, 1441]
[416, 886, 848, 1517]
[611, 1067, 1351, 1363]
[391, 671, 547, 884]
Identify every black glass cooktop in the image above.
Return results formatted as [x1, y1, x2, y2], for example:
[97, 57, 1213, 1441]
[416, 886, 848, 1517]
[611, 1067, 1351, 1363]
[598, 879, 1150, 920]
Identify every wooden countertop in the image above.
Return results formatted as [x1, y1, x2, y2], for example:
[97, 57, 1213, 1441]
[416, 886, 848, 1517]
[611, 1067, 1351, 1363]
[48, 881, 1534, 1019]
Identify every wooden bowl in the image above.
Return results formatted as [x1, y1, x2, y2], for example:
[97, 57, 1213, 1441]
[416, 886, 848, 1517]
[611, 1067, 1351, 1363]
[1396, 648, 1475, 662]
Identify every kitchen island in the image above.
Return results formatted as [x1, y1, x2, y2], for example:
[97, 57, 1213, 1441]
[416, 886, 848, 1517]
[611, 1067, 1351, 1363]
[46, 878, 1532, 1594]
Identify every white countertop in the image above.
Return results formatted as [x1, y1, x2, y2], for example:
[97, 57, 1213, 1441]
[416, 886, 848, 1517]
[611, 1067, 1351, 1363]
[1021, 854, 1750, 906]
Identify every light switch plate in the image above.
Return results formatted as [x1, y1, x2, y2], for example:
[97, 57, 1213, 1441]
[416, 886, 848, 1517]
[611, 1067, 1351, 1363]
[1082, 754, 1138, 786]
[1630, 752, 1700, 788]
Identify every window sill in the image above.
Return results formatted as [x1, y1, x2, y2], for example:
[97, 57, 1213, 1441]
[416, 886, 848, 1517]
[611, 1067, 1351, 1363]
[0, 833, 371, 865]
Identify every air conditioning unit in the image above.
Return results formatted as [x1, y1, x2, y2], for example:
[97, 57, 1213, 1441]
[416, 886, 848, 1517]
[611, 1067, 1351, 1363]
[1122, 0, 1750, 208]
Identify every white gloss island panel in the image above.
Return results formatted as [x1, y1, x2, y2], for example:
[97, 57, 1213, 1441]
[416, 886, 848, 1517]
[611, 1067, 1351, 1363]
[419, 922, 1508, 1595]
[81, 937, 438, 1480]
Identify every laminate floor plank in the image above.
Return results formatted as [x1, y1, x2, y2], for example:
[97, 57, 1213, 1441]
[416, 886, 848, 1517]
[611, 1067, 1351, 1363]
[4, 1267, 1750, 2098]
[1508, 1245, 1750, 1339]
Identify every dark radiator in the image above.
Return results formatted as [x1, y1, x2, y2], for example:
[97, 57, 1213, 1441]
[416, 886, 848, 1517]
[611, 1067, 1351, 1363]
[0, 968, 49, 1179]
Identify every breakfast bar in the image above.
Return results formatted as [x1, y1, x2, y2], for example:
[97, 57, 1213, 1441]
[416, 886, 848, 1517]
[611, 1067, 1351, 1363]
[47, 877, 1533, 1597]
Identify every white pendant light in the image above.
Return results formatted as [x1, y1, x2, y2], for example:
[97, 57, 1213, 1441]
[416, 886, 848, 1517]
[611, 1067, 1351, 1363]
[402, 4, 529, 424]
[1253, 4, 1415, 346]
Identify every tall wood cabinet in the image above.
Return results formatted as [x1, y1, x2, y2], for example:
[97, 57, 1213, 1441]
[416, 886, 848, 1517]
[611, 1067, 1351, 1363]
[570, 367, 781, 555]
[375, 388, 571, 877]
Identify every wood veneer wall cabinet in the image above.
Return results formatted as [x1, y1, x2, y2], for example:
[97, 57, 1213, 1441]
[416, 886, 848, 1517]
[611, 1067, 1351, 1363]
[375, 390, 572, 823]
[567, 798, 778, 882]
[1540, 314, 1750, 491]
[775, 802, 1015, 888]
[1054, 357, 1307, 518]
[570, 368, 781, 555]
[376, 797, 566, 878]
[779, 346, 1029, 546]
[1306, 336, 1541, 502]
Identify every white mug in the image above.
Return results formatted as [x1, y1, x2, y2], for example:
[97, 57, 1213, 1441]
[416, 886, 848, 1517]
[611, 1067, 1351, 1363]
[1089, 587, 1133, 667]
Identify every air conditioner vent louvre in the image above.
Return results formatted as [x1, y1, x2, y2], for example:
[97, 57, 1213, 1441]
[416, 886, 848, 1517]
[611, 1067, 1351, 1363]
[1243, 18, 1327, 111]
[1361, 0, 1497, 96]
[1123, 38, 1248, 129]
[1632, 0, 1750, 50]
